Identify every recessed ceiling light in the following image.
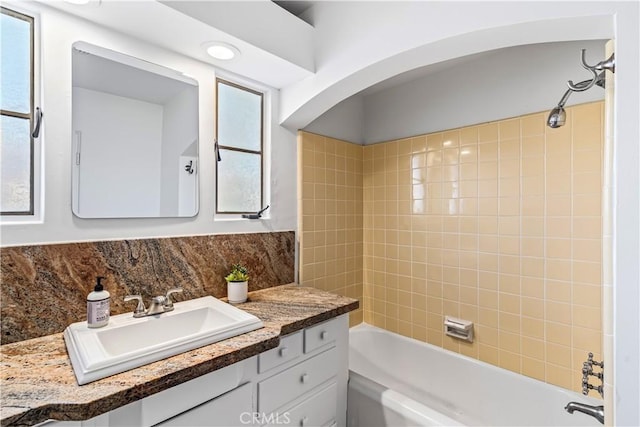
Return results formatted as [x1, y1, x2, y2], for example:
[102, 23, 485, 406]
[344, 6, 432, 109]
[64, 0, 92, 4]
[204, 42, 240, 61]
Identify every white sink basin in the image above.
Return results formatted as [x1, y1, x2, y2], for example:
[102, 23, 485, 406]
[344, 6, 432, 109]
[64, 296, 263, 385]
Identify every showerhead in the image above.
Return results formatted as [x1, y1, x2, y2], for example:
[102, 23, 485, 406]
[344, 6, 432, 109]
[547, 105, 566, 128]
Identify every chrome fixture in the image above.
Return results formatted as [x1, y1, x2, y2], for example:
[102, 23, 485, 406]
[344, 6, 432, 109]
[565, 352, 605, 424]
[582, 352, 604, 397]
[564, 402, 604, 424]
[547, 49, 615, 128]
[124, 287, 184, 318]
[568, 49, 615, 92]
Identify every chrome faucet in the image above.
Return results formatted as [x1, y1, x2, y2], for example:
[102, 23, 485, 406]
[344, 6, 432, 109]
[564, 402, 604, 424]
[124, 288, 183, 318]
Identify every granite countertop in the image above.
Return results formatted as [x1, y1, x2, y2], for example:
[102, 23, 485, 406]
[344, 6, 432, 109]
[0, 285, 358, 427]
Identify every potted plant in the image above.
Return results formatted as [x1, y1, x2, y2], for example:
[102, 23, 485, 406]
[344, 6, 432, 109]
[225, 263, 249, 304]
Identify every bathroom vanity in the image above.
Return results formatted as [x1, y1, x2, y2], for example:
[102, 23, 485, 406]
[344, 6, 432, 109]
[0, 285, 358, 427]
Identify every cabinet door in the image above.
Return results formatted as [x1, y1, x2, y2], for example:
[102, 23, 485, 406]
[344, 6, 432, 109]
[153, 382, 253, 427]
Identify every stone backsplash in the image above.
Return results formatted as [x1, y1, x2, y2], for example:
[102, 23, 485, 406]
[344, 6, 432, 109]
[0, 232, 295, 344]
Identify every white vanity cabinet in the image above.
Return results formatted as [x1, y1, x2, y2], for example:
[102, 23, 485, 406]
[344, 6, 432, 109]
[36, 314, 349, 427]
[255, 315, 348, 427]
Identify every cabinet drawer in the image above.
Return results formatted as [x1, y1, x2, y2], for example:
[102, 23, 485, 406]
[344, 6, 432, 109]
[259, 331, 303, 373]
[258, 348, 337, 414]
[304, 318, 339, 353]
[263, 382, 337, 427]
[154, 382, 252, 427]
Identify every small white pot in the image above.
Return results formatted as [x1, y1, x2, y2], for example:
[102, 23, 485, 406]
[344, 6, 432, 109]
[227, 280, 248, 304]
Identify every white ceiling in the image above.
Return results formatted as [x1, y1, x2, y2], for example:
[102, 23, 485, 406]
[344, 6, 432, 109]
[41, 0, 314, 89]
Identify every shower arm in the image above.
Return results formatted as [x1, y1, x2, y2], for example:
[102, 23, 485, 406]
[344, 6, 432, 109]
[556, 78, 596, 108]
[567, 49, 615, 92]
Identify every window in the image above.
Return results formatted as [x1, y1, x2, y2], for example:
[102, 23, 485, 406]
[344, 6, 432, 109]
[215, 78, 264, 214]
[1, 7, 37, 216]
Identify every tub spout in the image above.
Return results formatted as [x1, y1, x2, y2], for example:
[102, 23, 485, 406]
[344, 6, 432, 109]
[565, 402, 604, 424]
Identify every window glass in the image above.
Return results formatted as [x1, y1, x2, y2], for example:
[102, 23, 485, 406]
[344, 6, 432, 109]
[1, 10, 31, 113]
[217, 149, 262, 213]
[0, 116, 31, 212]
[1, 7, 34, 215]
[217, 82, 261, 152]
[216, 79, 263, 214]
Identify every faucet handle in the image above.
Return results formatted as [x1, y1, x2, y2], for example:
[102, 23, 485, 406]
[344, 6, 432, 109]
[124, 295, 146, 317]
[164, 287, 184, 309]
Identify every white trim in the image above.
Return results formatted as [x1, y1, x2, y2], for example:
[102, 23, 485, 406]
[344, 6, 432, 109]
[214, 71, 273, 219]
[0, 2, 42, 224]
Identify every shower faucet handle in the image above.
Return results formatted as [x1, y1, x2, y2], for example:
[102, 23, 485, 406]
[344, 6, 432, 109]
[587, 352, 604, 368]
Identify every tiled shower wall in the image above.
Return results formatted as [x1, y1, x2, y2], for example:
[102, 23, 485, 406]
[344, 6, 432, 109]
[298, 132, 364, 326]
[299, 101, 603, 394]
[362, 101, 603, 394]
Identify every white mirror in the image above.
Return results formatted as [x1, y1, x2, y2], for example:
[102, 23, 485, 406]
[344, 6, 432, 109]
[71, 41, 199, 218]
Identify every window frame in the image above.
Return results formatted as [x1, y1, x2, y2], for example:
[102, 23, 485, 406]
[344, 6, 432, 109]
[0, 5, 36, 217]
[214, 77, 265, 215]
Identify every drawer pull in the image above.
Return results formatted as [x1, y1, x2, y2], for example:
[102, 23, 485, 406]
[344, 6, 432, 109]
[279, 347, 288, 357]
[320, 331, 329, 340]
[300, 416, 308, 427]
[300, 373, 309, 384]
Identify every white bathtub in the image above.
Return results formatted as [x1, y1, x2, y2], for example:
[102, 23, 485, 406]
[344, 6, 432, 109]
[348, 323, 602, 427]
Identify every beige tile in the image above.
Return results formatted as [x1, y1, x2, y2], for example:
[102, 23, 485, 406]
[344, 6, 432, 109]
[572, 283, 602, 308]
[460, 126, 478, 146]
[546, 364, 573, 390]
[499, 293, 520, 314]
[499, 160, 520, 178]
[460, 150, 479, 168]
[522, 297, 544, 318]
[478, 162, 498, 180]
[546, 280, 571, 303]
[443, 131, 460, 148]
[573, 305, 601, 330]
[425, 133, 443, 152]
[546, 321, 571, 345]
[546, 342, 572, 368]
[499, 331, 521, 353]
[572, 217, 602, 239]
[521, 237, 544, 257]
[572, 326, 602, 353]
[522, 113, 545, 137]
[522, 336, 545, 360]
[521, 155, 545, 176]
[521, 317, 545, 339]
[522, 357, 546, 381]
[499, 119, 520, 140]
[499, 350, 522, 373]
[522, 138, 545, 159]
[545, 174, 572, 197]
[573, 239, 602, 263]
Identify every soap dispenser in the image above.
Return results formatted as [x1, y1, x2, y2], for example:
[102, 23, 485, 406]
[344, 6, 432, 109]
[87, 276, 110, 328]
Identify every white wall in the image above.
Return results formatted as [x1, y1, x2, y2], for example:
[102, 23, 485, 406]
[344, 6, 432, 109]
[73, 88, 163, 217]
[160, 87, 198, 216]
[305, 40, 606, 145]
[303, 95, 364, 144]
[363, 40, 606, 144]
[0, 1, 297, 246]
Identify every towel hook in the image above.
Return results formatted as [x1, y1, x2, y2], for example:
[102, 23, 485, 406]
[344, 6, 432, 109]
[184, 160, 195, 174]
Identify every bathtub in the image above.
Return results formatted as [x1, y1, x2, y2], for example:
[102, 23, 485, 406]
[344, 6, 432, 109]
[348, 323, 602, 426]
